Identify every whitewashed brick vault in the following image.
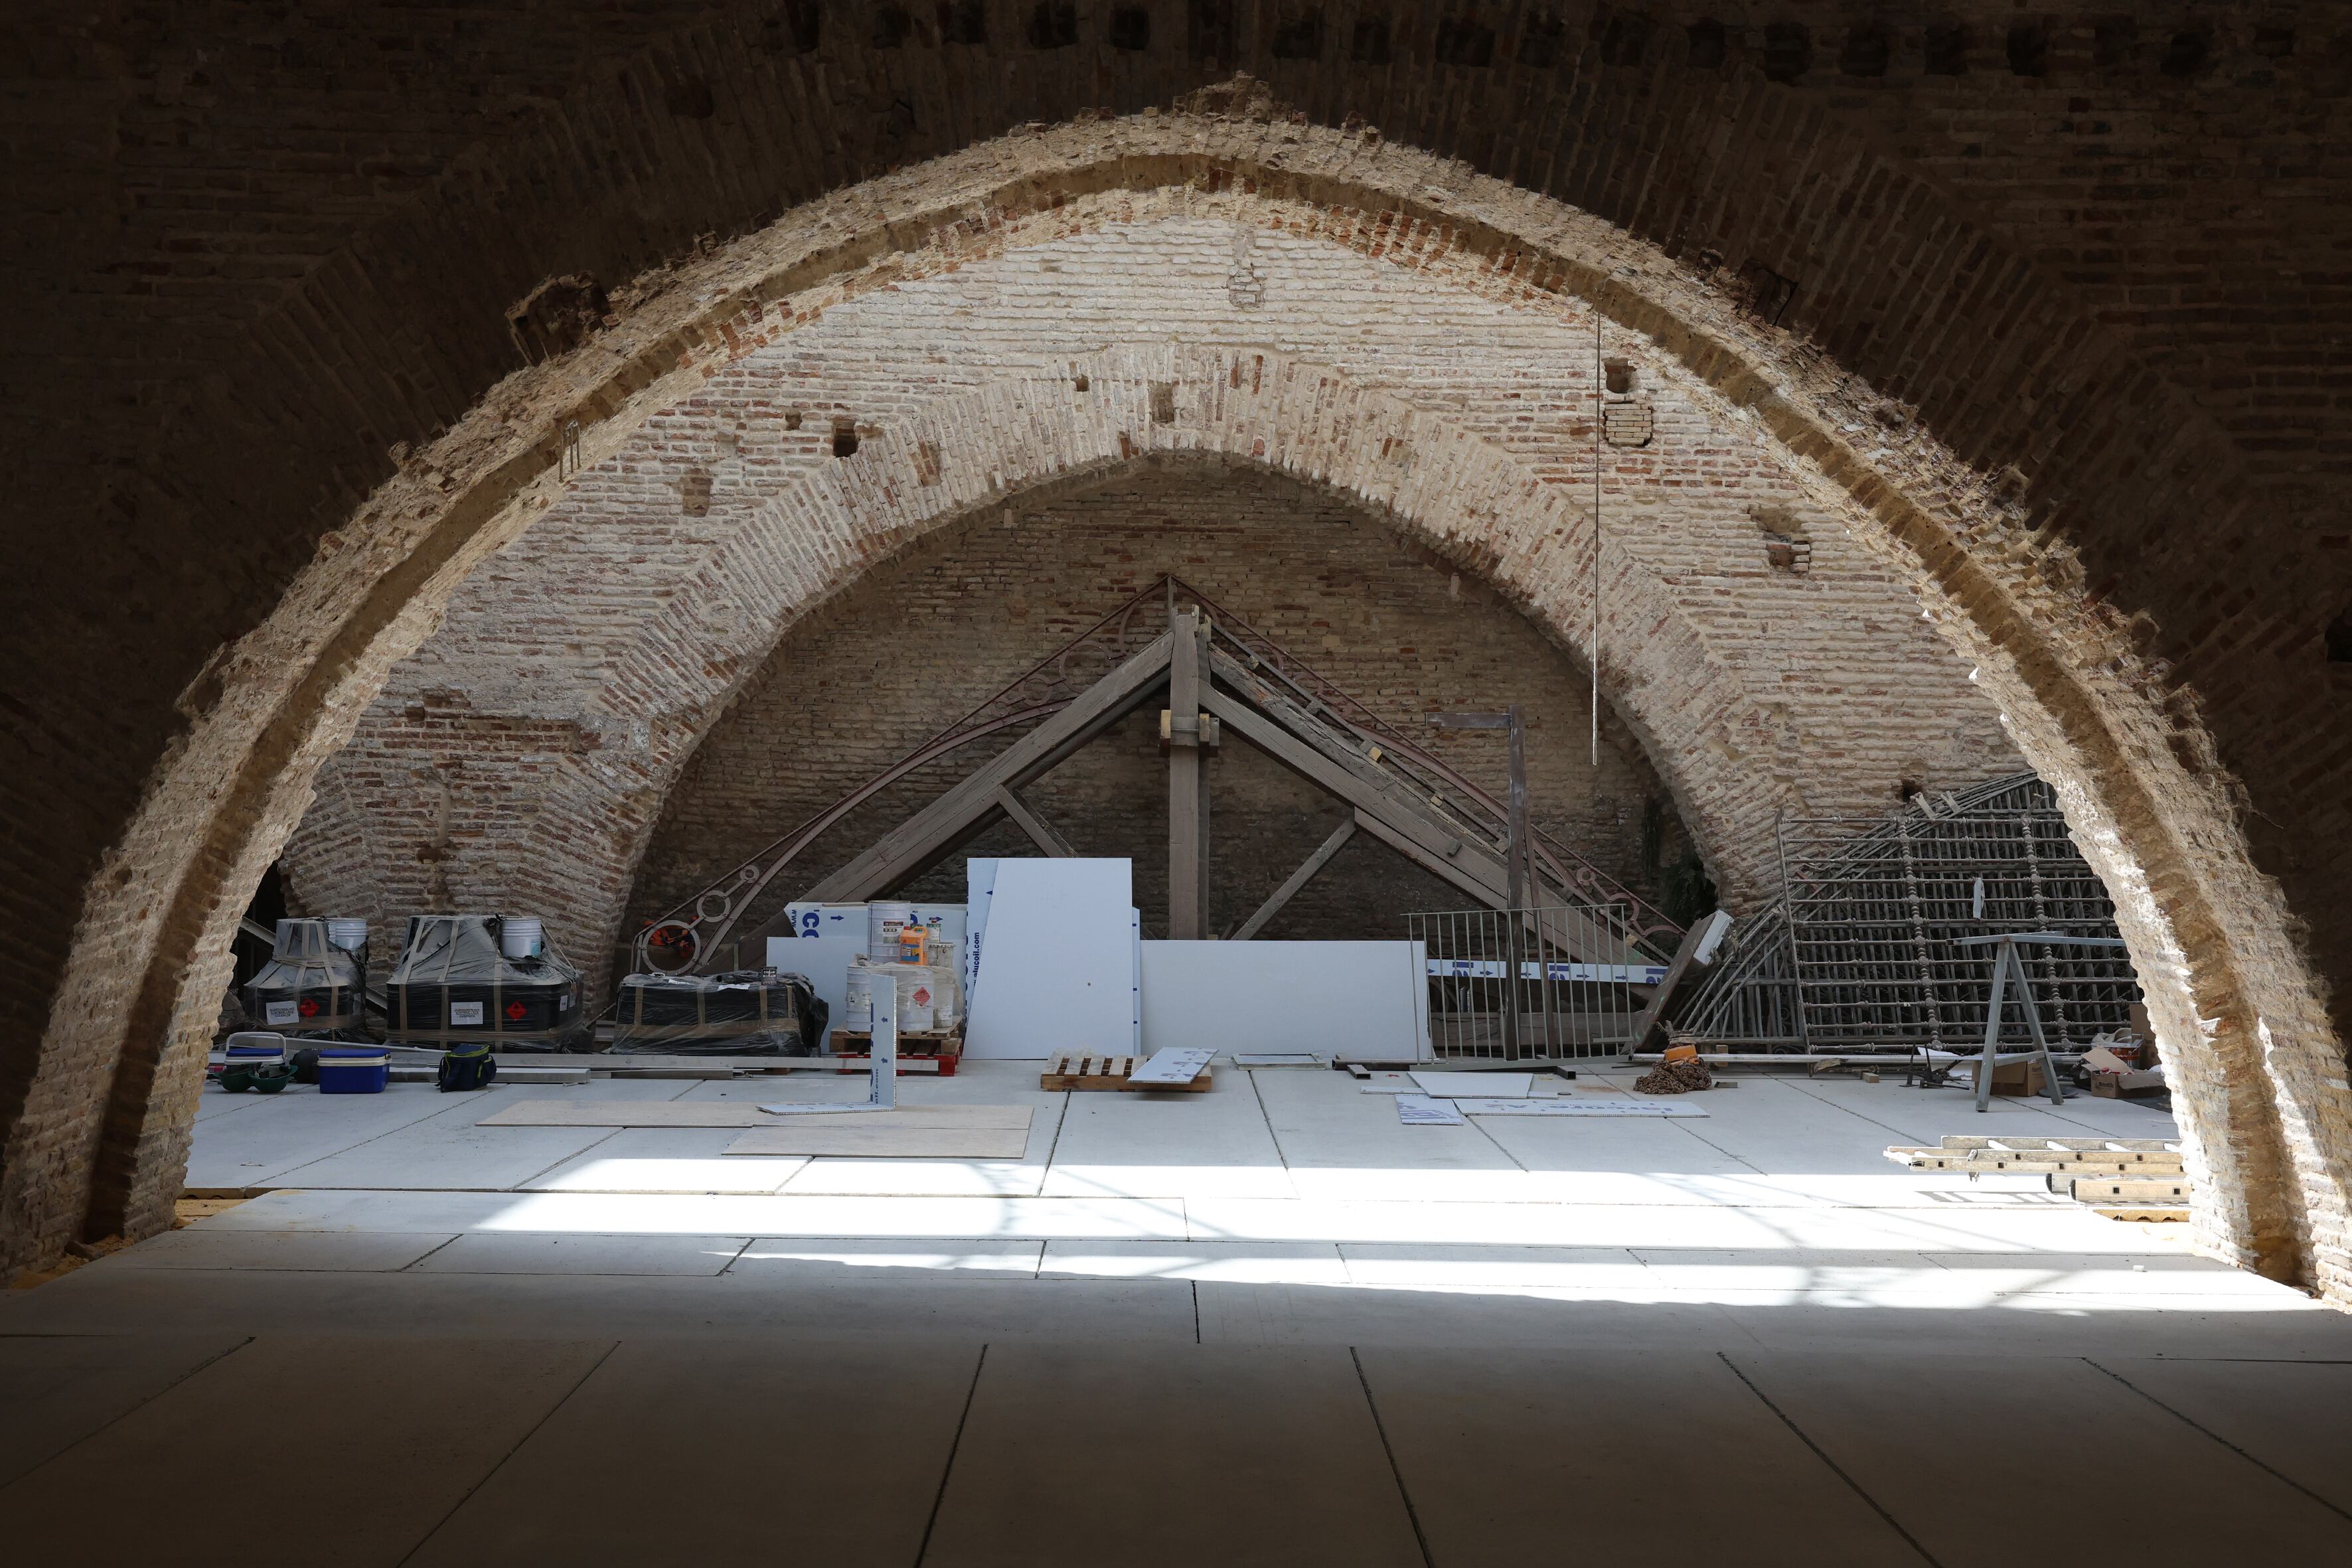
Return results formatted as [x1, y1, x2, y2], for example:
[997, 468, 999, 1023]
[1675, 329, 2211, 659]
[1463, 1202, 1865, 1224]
[280, 200, 2022, 990]
[16, 112, 2348, 1306]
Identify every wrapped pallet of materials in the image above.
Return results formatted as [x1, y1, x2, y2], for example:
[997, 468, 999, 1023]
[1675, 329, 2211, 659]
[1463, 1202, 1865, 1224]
[384, 914, 585, 1051]
[611, 970, 825, 1056]
[240, 919, 368, 1036]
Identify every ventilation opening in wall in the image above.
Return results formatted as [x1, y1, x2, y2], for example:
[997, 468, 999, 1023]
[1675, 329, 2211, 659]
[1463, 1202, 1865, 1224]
[1273, 7, 1324, 59]
[832, 420, 860, 458]
[1603, 358, 1635, 396]
[2007, 24, 2049, 77]
[1028, 1, 1076, 48]
[939, 0, 987, 46]
[1761, 22, 1810, 83]
[1840, 23, 1889, 77]
[1109, 6, 1149, 50]
[1685, 18, 1726, 70]
[1924, 23, 1968, 76]
[1597, 13, 1650, 67]
[1150, 382, 1177, 424]
[2327, 612, 2352, 665]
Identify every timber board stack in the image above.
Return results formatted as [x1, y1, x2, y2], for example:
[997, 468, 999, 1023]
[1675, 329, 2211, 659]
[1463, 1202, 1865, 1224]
[1886, 1135, 2190, 1221]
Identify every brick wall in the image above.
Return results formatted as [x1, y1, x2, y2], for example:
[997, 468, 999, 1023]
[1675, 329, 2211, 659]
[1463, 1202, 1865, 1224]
[281, 200, 2019, 1004]
[5, 57, 2345, 1296]
[620, 463, 1688, 953]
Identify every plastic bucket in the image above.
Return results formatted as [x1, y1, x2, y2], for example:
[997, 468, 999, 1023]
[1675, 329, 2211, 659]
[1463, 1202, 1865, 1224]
[500, 916, 546, 960]
[843, 968, 874, 1030]
[325, 918, 370, 952]
[866, 902, 913, 961]
[317, 1046, 390, 1094]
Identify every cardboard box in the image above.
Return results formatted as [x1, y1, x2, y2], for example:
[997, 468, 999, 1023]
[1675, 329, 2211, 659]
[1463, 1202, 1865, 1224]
[2092, 1067, 2167, 1099]
[1988, 1058, 2047, 1097]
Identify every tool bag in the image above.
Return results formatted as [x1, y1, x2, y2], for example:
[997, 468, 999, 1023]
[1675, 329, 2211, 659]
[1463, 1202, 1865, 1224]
[437, 1044, 499, 1092]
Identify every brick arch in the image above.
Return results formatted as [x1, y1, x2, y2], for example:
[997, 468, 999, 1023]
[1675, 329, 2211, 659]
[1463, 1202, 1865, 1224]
[463, 349, 1836, 986]
[7, 112, 2344, 1307]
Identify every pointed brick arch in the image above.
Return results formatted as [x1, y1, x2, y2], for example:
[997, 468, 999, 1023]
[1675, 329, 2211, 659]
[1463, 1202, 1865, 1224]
[8, 113, 2343, 1306]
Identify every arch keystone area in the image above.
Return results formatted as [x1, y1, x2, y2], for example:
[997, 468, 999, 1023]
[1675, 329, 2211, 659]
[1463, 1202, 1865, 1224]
[5, 110, 2345, 1306]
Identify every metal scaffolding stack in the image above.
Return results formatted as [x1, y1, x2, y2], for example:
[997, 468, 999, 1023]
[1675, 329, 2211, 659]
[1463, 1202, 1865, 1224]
[1674, 775, 2142, 1052]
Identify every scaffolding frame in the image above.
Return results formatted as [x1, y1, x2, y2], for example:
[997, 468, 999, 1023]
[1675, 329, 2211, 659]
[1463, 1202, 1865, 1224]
[1672, 775, 2141, 1052]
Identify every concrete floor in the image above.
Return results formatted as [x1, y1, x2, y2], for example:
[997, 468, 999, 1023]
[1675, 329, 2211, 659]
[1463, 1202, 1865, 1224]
[5, 1060, 2349, 1563]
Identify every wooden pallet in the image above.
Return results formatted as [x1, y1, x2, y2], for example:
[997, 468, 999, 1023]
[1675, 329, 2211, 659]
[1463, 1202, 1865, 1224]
[1040, 1052, 1213, 1093]
[2091, 1205, 2192, 1223]
[830, 1029, 961, 1076]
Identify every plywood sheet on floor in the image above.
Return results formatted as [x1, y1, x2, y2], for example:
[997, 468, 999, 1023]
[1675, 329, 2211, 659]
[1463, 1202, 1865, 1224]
[920, 1344, 1425, 1568]
[0, 1336, 608, 1565]
[403, 1338, 980, 1567]
[522, 1129, 809, 1193]
[1359, 1348, 1915, 1566]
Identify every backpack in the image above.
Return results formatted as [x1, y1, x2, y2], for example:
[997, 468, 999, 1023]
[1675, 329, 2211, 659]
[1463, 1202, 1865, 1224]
[437, 1044, 498, 1092]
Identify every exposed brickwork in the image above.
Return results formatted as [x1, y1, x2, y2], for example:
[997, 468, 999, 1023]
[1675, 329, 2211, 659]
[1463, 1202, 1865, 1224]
[308, 465, 1697, 963]
[283, 200, 2017, 1006]
[3, 98, 2344, 1310]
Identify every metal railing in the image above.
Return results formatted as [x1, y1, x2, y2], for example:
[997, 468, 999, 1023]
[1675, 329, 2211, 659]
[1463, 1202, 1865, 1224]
[1409, 904, 1651, 1060]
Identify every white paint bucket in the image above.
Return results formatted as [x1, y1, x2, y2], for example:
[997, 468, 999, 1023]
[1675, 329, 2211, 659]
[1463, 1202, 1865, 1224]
[500, 916, 546, 960]
[843, 968, 875, 1030]
[325, 919, 370, 953]
[874, 964, 937, 1032]
[867, 902, 913, 960]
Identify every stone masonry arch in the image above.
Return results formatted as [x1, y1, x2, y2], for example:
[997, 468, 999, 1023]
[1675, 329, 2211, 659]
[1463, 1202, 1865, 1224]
[7, 111, 2343, 1308]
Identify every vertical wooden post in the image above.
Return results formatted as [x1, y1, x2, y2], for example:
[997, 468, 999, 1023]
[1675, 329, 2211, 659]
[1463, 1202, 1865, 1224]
[1168, 608, 1208, 939]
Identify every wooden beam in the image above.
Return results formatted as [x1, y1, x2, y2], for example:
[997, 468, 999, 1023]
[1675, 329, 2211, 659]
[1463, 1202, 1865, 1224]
[1167, 609, 1208, 939]
[1230, 818, 1356, 941]
[1627, 911, 1713, 1052]
[745, 632, 1174, 937]
[995, 786, 1075, 856]
[1205, 659, 1632, 963]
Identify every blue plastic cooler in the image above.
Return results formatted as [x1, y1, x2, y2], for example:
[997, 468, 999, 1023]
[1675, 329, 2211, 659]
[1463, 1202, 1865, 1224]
[316, 1046, 390, 1094]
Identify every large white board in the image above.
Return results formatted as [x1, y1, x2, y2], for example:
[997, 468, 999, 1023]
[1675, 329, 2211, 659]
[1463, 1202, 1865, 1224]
[1139, 941, 1431, 1061]
[963, 858, 1138, 1059]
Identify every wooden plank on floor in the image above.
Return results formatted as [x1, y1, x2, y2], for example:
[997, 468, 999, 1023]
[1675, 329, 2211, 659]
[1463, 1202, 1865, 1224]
[724, 1124, 1032, 1158]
